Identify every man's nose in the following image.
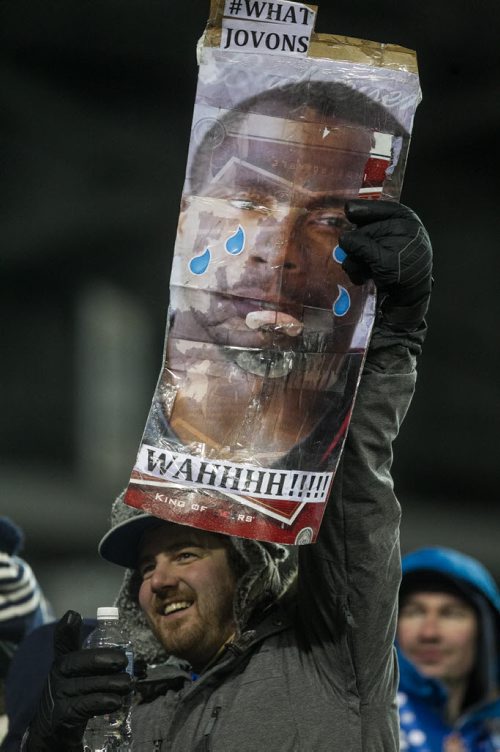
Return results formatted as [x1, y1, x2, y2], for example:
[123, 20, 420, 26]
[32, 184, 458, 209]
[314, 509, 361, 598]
[418, 614, 442, 640]
[248, 214, 303, 286]
[149, 558, 179, 593]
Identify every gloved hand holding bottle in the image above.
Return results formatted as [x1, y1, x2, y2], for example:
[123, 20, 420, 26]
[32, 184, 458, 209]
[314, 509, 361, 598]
[22, 610, 132, 752]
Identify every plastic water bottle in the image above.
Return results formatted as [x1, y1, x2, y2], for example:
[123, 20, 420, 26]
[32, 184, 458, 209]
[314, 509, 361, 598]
[83, 607, 134, 752]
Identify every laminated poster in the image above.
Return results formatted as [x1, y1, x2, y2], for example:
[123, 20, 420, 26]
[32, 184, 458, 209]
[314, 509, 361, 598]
[124, 0, 421, 544]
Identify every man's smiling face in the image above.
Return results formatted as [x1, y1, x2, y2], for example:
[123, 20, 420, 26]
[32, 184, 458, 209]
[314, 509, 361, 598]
[137, 523, 237, 671]
[397, 591, 478, 685]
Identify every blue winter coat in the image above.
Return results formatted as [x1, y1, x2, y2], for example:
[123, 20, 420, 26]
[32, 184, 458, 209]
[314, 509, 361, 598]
[398, 649, 500, 751]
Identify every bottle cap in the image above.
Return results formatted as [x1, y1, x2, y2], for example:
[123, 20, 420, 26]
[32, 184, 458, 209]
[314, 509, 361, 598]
[96, 606, 119, 619]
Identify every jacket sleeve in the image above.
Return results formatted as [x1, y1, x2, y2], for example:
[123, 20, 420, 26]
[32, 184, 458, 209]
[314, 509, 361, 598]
[297, 340, 416, 739]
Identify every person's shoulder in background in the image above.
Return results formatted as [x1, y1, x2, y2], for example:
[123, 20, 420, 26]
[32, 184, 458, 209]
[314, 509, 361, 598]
[0, 516, 55, 749]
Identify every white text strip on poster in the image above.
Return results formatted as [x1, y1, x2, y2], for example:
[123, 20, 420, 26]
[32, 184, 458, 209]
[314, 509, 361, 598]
[136, 445, 333, 503]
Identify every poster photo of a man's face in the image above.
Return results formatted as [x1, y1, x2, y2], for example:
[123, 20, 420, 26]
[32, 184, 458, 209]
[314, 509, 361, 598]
[124, 41, 421, 543]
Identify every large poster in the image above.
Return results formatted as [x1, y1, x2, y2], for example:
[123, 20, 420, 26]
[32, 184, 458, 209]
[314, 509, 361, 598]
[124, 0, 421, 543]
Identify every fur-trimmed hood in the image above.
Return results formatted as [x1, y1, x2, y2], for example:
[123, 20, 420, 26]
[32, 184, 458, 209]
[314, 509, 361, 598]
[104, 495, 298, 666]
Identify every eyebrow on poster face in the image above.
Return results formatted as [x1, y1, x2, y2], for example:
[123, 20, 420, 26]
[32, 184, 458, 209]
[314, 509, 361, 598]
[204, 171, 351, 214]
[204, 171, 286, 205]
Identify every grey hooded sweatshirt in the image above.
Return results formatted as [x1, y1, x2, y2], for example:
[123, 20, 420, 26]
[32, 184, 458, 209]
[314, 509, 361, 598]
[113, 339, 417, 752]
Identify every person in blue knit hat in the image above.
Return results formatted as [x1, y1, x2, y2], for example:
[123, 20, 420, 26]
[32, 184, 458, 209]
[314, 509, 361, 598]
[0, 518, 52, 743]
[397, 546, 500, 752]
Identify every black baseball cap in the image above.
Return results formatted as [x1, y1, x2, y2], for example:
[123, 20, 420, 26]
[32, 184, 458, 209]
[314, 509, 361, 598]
[98, 514, 169, 569]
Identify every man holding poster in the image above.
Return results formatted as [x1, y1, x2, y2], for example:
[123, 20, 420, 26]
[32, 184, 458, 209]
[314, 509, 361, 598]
[20, 4, 433, 751]
[22, 197, 432, 750]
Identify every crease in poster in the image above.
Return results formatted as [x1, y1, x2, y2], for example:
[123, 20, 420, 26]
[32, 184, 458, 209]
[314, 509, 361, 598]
[124, 1, 421, 544]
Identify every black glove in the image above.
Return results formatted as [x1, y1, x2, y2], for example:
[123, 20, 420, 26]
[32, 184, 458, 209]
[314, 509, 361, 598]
[24, 610, 131, 752]
[339, 199, 433, 332]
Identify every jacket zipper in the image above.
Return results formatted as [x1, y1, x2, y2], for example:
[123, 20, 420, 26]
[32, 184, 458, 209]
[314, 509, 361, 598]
[203, 706, 221, 751]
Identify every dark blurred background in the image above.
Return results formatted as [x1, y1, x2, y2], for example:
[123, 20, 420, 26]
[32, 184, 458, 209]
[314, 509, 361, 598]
[1, 0, 499, 616]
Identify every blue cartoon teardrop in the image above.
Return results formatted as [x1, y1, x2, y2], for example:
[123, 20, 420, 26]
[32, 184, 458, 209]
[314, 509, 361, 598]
[333, 245, 347, 264]
[225, 225, 246, 256]
[333, 285, 351, 317]
[189, 248, 211, 275]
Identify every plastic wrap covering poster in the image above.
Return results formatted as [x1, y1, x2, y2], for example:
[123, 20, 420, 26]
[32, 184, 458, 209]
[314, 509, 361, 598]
[124, 0, 421, 544]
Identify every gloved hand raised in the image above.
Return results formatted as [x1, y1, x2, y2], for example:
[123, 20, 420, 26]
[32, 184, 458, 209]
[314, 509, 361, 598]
[23, 610, 132, 752]
[339, 200, 433, 332]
